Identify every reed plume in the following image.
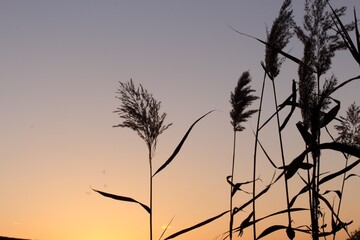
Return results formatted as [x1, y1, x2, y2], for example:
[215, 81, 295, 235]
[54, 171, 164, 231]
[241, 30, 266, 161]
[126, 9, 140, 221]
[264, 0, 294, 80]
[230, 71, 258, 132]
[335, 102, 360, 148]
[114, 79, 172, 155]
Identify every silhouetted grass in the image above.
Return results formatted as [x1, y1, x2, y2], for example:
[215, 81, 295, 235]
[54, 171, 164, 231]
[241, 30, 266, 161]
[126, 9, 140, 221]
[93, 1, 360, 240]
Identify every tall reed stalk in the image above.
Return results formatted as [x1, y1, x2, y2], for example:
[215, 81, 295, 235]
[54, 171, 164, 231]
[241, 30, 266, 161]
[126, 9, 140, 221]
[113, 79, 172, 240]
[229, 71, 258, 239]
[263, 0, 294, 238]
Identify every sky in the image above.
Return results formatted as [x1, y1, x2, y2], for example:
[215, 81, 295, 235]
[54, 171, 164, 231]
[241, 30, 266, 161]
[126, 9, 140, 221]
[1, 0, 360, 239]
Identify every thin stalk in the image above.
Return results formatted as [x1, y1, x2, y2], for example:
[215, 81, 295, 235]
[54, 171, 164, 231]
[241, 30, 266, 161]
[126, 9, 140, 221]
[270, 79, 292, 234]
[313, 73, 321, 240]
[312, 154, 319, 240]
[326, 125, 349, 240]
[305, 152, 314, 230]
[229, 131, 237, 240]
[333, 156, 349, 240]
[252, 71, 266, 240]
[149, 147, 153, 240]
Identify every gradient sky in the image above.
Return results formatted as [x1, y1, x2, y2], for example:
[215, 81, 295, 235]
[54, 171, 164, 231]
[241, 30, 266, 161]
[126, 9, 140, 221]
[1, 1, 360, 239]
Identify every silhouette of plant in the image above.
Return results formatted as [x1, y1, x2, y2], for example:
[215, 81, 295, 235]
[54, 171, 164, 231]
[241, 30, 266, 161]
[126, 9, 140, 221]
[348, 227, 360, 240]
[228, 71, 258, 239]
[264, 0, 294, 81]
[113, 79, 172, 157]
[294, 2, 355, 239]
[261, 1, 295, 239]
[93, 79, 219, 240]
[229, 1, 360, 240]
[335, 103, 360, 148]
[95, 79, 172, 240]
[92, 1, 360, 240]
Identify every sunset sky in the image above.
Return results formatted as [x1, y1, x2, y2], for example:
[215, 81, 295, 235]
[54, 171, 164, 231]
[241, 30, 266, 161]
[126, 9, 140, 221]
[1, 0, 360, 239]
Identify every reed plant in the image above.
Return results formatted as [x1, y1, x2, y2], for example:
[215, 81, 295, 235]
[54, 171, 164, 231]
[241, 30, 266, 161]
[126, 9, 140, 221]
[92, 79, 213, 240]
[229, 71, 258, 240]
[228, 1, 360, 240]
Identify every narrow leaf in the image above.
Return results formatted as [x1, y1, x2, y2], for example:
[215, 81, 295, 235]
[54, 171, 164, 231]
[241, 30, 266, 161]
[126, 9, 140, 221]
[319, 159, 360, 185]
[355, 8, 360, 56]
[153, 110, 214, 177]
[323, 190, 342, 199]
[331, 75, 360, 95]
[159, 216, 175, 240]
[345, 173, 360, 180]
[237, 212, 254, 236]
[252, 129, 278, 168]
[298, 162, 313, 170]
[285, 151, 306, 180]
[92, 188, 151, 214]
[227, 24, 303, 65]
[296, 122, 315, 146]
[320, 100, 340, 128]
[257, 225, 287, 239]
[328, 1, 360, 63]
[280, 80, 297, 131]
[235, 208, 307, 235]
[259, 86, 299, 131]
[164, 210, 229, 240]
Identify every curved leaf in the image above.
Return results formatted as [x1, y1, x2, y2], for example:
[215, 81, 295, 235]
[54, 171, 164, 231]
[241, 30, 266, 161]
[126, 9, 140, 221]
[237, 212, 254, 236]
[227, 24, 303, 65]
[92, 188, 150, 214]
[280, 80, 297, 131]
[323, 190, 342, 199]
[296, 122, 315, 146]
[164, 210, 229, 240]
[285, 151, 306, 180]
[257, 225, 287, 239]
[320, 100, 340, 128]
[235, 208, 306, 235]
[319, 159, 360, 185]
[345, 173, 360, 180]
[153, 110, 214, 177]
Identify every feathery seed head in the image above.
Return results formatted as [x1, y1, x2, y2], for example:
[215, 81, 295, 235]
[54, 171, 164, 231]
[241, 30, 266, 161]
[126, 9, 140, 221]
[265, 0, 294, 80]
[230, 71, 259, 132]
[114, 79, 172, 154]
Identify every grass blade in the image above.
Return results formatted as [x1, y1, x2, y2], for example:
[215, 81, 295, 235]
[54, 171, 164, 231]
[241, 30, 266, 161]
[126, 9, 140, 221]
[163, 210, 229, 240]
[319, 159, 360, 185]
[159, 216, 175, 240]
[320, 100, 340, 128]
[256, 225, 287, 240]
[227, 24, 303, 66]
[153, 110, 214, 177]
[280, 80, 297, 131]
[296, 122, 315, 146]
[92, 188, 151, 214]
[235, 208, 306, 236]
